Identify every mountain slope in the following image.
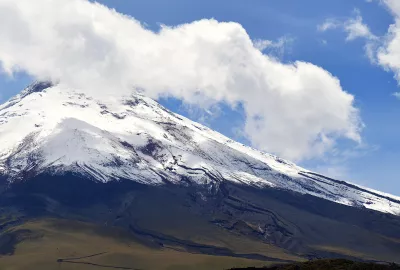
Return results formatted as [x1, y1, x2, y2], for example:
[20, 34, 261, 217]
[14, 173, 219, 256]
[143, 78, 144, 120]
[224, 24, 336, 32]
[0, 82, 399, 215]
[2, 174, 400, 266]
[2, 82, 400, 267]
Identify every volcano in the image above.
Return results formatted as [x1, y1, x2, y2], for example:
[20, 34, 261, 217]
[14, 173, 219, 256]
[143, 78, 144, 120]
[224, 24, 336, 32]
[0, 82, 400, 269]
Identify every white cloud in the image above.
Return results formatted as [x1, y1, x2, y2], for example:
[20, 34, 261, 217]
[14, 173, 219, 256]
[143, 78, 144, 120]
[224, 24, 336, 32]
[383, 0, 400, 16]
[375, 3, 400, 85]
[328, 3, 400, 100]
[318, 3, 400, 90]
[363, 1, 400, 90]
[0, 0, 363, 161]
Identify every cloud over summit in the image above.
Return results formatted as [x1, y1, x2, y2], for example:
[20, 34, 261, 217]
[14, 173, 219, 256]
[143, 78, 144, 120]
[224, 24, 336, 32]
[0, 0, 362, 161]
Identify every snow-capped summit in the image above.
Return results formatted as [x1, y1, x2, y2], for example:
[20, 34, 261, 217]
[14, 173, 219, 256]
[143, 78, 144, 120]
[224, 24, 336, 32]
[1, 82, 399, 215]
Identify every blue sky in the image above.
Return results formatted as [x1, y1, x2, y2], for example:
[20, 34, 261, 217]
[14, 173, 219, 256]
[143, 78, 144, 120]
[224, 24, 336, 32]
[1, 0, 400, 194]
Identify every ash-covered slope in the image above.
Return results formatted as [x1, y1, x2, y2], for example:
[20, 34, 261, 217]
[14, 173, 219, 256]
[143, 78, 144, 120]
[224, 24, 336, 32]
[0, 82, 399, 215]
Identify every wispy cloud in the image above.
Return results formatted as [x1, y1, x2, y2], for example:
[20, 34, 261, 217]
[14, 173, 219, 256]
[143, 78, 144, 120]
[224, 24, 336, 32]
[344, 9, 377, 41]
[253, 36, 294, 59]
[310, 143, 378, 183]
[317, 9, 380, 63]
[317, 19, 341, 32]
[318, 9, 376, 41]
[393, 92, 400, 99]
[318, 3, 400, 101]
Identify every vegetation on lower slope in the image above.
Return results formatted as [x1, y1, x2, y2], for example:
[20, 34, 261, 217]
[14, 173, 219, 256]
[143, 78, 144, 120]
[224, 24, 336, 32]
[230, 259, 400, 270]
[0, 218, 298, 270]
